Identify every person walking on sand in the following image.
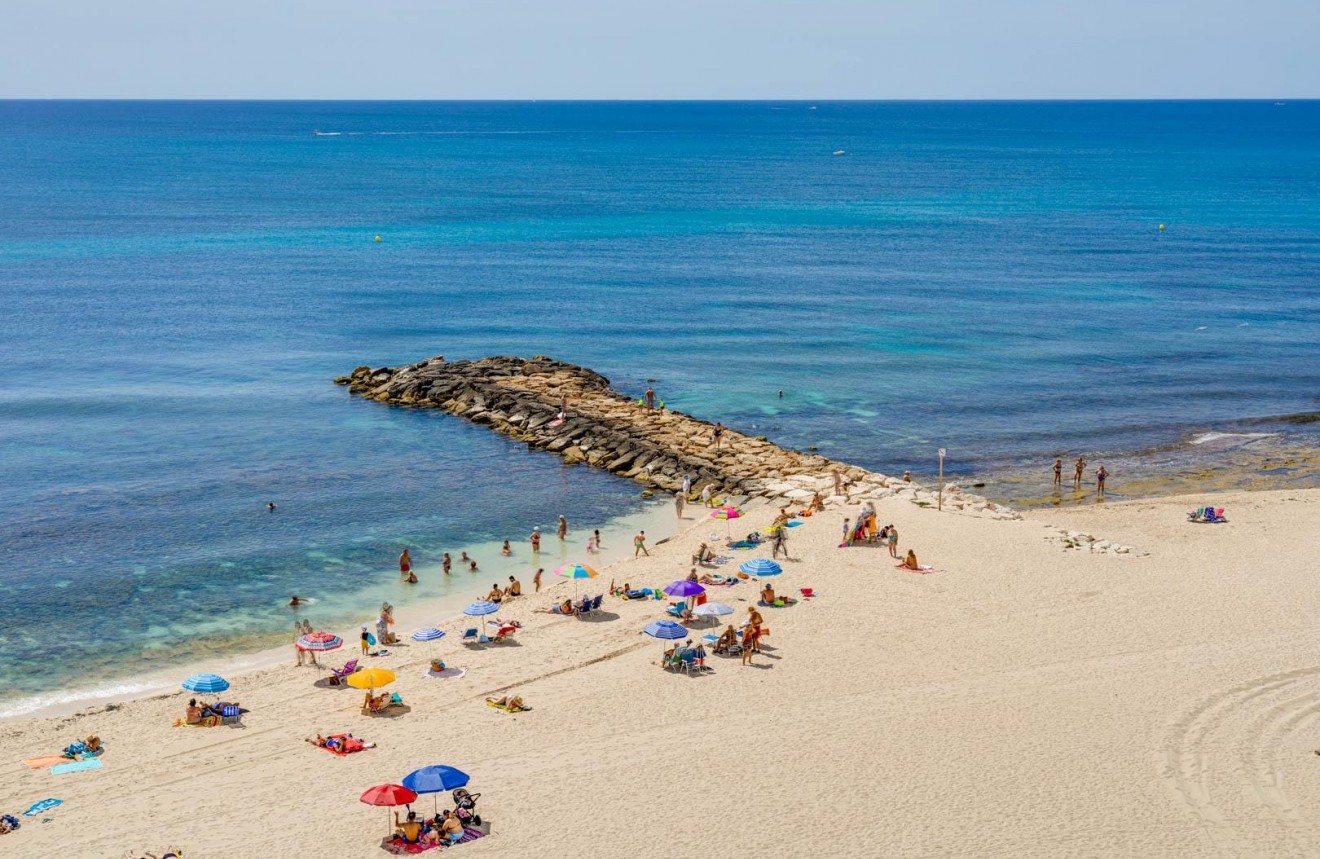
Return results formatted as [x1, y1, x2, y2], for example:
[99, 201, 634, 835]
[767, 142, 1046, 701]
[1074, 457, 1086, 488]
[294, 622, 306, 666]
[841, 518, 852, 547]
[594, 528, 602, 548]
[533, 567, 543, 593]
[1052, 458, 1063, 487]
[557, 515, 568, 540]
[360, 625, 371, 655]
[887, 524, 899, 558]
[771, 527, 789, 560]
[634, 530, 649, 557]
[530, 527, 541, 553]
[675, 492, 685, 518]
[1096, 465, 1109, 497]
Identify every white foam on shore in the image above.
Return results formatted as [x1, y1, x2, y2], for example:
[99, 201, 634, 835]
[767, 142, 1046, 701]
[1188, 431, 1279, 446]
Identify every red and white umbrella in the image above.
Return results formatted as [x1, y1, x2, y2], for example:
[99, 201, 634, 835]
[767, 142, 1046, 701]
[296, 631, 343, 652]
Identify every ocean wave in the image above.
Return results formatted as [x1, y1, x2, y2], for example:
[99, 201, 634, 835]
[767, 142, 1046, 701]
[1188, 431, 1279, 446]
[0, 679, 164, 719]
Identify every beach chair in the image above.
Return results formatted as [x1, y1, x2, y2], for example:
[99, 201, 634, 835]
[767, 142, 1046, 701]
[330, 659, 359, 682]
[462, 627, 489, 645]
[492, 625, 517, 642]
[220, 705, 243, 727]
[590, 594, 603, 613]
[666, 603, 686, 619]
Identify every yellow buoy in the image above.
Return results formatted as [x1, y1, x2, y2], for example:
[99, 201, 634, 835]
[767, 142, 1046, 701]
[1158, 224, 1165, 232]
[374, 235, 382, 242]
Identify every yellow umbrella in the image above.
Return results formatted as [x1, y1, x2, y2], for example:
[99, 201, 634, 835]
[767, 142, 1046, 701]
[346, 667, 396, 690]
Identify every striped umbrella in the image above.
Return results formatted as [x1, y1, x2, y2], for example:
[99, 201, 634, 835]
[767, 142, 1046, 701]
[554, 562, 598, 598]
[296, 631, 344, 652]
[463, 601, 500, 618]
[644, 620, 688, 639]
[411, 627, 446, 642]
[181, 673, 230, 694]
[739, 558, 782, 577]
[711, 506, 741, 537]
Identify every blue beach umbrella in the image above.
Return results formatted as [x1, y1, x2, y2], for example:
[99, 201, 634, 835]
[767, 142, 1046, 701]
[182, 673, 230, 694]
[644, 620, 688, 640]
[411, 627, 446, 642]
[463, 601, 500, 618]
[402, 764, 471, 814]
[739, 558, 782, 577]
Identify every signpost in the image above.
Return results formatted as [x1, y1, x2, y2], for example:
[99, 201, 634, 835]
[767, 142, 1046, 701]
[937, 448, 946, 511]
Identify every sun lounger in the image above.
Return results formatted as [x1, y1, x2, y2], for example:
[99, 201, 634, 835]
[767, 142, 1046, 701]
[330, 658, 360, 682]
[220, 705, 243, 727]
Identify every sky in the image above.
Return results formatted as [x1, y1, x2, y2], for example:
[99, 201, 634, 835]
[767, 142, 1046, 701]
[2, 0, 1317, 99]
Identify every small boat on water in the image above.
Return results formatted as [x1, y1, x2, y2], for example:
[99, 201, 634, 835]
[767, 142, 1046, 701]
[832, 149, 846, 156]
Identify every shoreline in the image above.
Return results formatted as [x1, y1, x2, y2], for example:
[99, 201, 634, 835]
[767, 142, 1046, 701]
[0, 497, 687, 722]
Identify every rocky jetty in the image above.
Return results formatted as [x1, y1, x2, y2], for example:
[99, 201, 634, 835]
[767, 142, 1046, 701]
[336, 355, 1019, 518]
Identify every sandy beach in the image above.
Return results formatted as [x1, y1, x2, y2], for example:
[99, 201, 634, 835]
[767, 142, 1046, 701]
[1, 485, 1318, 857]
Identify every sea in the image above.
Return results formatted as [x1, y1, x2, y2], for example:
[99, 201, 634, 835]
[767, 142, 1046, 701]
[2, 100, 1318, 715]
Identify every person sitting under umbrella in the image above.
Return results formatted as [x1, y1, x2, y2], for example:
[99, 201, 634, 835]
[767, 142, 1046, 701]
[394, 810, 424, 845]
[714, 625, 739, 654]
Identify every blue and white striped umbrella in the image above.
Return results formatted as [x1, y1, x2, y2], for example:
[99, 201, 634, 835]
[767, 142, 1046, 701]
[411, 627, 446, 642]
[739, 558, 782, 577]
[644, 620, 688, 640]
[462, 600, 500, 617]
[182, 673, 230, 694]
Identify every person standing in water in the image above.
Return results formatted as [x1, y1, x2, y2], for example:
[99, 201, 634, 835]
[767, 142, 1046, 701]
[593, 528, 602, 548]
[442, 552, 452, 575]
[675, 492, 685, 518]
[530, 527, 541, 553]
[1052, 458, 1063, 487]
[1096, 464, 1109, 497]
[1073, 457, 1086, 488]
[557, 515, 568, 541]
[399, 548, 412, 581]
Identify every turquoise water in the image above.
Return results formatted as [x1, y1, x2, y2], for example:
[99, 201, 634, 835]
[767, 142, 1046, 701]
[3, 100, 1319, 709]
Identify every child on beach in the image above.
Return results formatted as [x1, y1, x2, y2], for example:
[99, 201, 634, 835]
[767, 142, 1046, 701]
[533, 567, 543, 592]
[586, 535, 597, 554]
[841, 518, 851, 546]
[501, 540, 512, 557]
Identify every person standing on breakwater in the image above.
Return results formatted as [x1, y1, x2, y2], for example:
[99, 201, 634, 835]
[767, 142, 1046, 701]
[1074, 457, 1086, 488]
[557, 515, 568, 540]
[711, 422, 725, 448]
[634, 530, 649, 557]
[675, 492, 685, 518]
[442, 552, 452, 575]
[1096, 465, 1109, 498]
[833, 470, 842, 496]
[645, 386, 656, 409]
[533, 567, 543, 592]
[1053, 458, 1063, 487]
[530, 527, 541, 553]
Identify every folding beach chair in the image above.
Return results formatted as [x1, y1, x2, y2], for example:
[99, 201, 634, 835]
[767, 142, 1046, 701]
[220, 705, 243, 727]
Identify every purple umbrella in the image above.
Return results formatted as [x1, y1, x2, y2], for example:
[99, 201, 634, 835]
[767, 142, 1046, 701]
[663, 580, 706, 597]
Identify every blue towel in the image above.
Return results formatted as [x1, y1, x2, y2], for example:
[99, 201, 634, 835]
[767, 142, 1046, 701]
[23, 798, 62, 816]
[50, 758, 101, 775]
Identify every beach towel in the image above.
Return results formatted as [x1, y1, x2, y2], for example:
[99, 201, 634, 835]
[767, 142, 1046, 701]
[22, 799, 62, 817]
[486, 700, 531, 713]
[785, 520, 803, 527]
[380, 837, 438, 855]
[50, 758, 101, 775]
[23, 756, 68, 769]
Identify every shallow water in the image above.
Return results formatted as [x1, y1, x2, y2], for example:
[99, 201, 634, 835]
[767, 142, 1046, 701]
[3, 100, 1318, 709]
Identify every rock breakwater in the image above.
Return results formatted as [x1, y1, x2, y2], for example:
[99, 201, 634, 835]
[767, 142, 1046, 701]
[337, 355, 1019, 519]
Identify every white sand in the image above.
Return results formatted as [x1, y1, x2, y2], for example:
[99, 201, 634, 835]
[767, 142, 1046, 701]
[3, 488, 1320, 858]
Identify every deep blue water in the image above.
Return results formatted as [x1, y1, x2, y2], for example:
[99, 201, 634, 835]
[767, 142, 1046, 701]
[3, 101, 1319, 708]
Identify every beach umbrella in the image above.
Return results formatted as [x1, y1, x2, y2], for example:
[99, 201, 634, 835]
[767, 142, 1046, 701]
[692, 602, 734, 622]
[181, 673, 229, 694]
[346, 667, 396, 691]
[402, 764, 471, 814]
[360, 783, 418, 835]
[645, 619, 689, 661]
[463, 600, 500, 618]
[411, 627, 446, 642]
[739, 558, 782, 577]
[296, 631, 344, 652]
[554, 562, 599, 598]
[711, 506, 741, 537]
[663, 580, 706, 597]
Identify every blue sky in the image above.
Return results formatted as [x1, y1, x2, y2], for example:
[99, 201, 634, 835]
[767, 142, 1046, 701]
[3, 0, 1317, 99]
